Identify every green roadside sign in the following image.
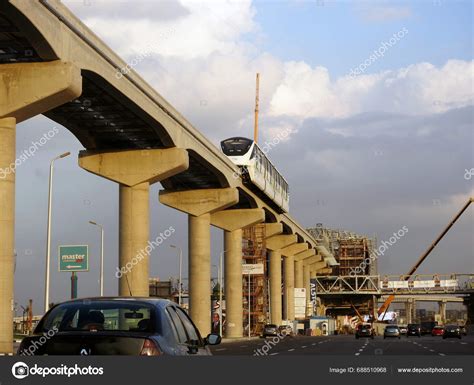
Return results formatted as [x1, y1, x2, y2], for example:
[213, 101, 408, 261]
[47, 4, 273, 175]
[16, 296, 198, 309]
[59, 245, 89, 272]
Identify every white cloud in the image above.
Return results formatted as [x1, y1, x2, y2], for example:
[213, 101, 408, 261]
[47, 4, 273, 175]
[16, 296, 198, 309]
[64, 0, 257, 60]
[269, 60, 474, 121]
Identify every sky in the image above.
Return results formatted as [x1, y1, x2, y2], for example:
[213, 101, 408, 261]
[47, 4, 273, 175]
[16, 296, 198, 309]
[11, 0, 473, 315]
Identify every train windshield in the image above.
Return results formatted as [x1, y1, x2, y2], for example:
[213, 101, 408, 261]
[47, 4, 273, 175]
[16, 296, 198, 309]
[221, 137, 253, 156]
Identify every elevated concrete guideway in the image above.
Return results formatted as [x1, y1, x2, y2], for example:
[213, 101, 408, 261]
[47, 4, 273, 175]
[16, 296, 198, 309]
[0, 0, 332, 350]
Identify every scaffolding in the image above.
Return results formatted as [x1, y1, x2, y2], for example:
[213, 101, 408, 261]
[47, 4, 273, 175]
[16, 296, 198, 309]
[242, 223, 267, 336]
[307, 225, 377, 276]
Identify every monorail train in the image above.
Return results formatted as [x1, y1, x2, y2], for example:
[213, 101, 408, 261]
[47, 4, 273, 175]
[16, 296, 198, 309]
[220, 137, 289, 212]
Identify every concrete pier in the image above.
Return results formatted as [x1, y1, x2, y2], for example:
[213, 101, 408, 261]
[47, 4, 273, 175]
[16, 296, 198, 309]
[0, 118, 15, 354]
[188, 213, 212, 336]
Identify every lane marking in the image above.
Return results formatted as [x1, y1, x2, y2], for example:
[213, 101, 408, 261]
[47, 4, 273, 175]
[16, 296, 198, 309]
[269, 352, 279, 355]
[215, 348, 227, 351]
[429, 349, 435, 352]
[302, 346, 307, 348]
[311, 343, 316, 346]
[439, 353, 445, 356]
[288, 348, 295, 352]
[240, 345, 248, 348]
[460, 342, 467, 345]
[355, 352, 360, 356]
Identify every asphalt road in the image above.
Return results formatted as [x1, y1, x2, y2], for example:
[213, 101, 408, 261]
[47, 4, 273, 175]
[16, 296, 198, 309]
[211, 334, 474, 356]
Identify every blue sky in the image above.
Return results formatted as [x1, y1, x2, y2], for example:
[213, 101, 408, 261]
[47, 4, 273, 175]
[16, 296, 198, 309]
[253, 1, 472, 77]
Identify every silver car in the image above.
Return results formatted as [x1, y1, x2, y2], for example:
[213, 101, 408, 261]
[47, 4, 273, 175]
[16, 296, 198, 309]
[384, 325, 401, 339]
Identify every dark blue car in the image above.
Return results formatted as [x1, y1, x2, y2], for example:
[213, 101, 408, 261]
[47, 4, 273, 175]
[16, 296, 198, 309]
[18, 297, 221, 356]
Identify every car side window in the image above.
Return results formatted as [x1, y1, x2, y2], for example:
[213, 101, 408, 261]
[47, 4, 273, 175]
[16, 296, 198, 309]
[166, 307, 187, 344]
[176, 308, 201, 345]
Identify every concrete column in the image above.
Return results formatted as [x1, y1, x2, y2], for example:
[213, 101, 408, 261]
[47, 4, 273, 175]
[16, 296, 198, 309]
[189, 213, 211, 337]
[295, 260, 303, 289]
[0, 118, 15, 354]
[224, 229, 243, 338]
[303, 264, 311, 315]
[405, 299, 414, 324]
[119, 182, 150, 297]
[283, 256, 295, 321]
[269, 250, 282, 325]
[439, 300, 447, 324]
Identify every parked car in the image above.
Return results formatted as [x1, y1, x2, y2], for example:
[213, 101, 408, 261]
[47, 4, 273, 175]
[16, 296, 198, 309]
[398, 325, 408, 335]
[355, 323, 374, 339]
[443, 324, 462, 339]
[262, 324, 278, 337]
[431, 326, 444, 336]
[384, 325, 401, 339]
[406, 323, 421, 337]
[278, 325, 293, 335]
[18, 297, 221, 355]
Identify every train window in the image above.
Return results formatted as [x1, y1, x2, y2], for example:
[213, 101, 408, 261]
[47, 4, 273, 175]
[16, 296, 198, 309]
[221, 138, 253, 156]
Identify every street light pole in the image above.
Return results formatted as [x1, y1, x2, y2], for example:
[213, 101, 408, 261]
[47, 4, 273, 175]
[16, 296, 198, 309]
[170, 245, 183, 306]
[89, 221, 104, 296]
[44, 152, 70, 314]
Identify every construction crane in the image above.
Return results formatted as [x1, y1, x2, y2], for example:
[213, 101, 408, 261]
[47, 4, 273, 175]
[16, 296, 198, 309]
[377, 197, 473, 317]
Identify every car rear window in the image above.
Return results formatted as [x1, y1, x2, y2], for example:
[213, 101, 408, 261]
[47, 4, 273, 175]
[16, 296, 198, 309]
[38, 300, 157, 333]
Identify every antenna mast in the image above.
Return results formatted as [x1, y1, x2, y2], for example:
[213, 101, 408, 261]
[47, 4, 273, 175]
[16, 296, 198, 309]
[254, 73, 260, 143]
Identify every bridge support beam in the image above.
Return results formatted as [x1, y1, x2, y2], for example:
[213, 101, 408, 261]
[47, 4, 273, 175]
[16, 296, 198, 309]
[266, 235, 297, 325]
[0, 118, 15, 354]
[405, 299, 415, 324]
[211, 209, 265, 338]
[188, 213, 212, 336]
[160, 188, 239, 336]
[280, 243, 307, 322]
[303, 264, 311, 316]
[80, 149, 189, 297]
[0, 62, 82, 355]
[269, 250, 282, 325]
[438, 300, 447, 324]
[283, 255, 295, 321]
[295, 260, 303, 289]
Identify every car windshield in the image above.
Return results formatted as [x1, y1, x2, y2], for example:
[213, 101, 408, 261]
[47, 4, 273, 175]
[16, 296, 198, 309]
[266, 324, 277, 328]
[386, 326, 398, 330]
[38, 300, 157, 333]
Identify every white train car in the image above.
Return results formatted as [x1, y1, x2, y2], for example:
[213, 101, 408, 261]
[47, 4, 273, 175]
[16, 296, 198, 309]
[220, 137, 289, 212]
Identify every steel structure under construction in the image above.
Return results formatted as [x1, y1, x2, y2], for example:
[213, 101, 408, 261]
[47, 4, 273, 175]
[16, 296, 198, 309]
[307, 224, 377, 276]
[242, 224, 268, 336]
